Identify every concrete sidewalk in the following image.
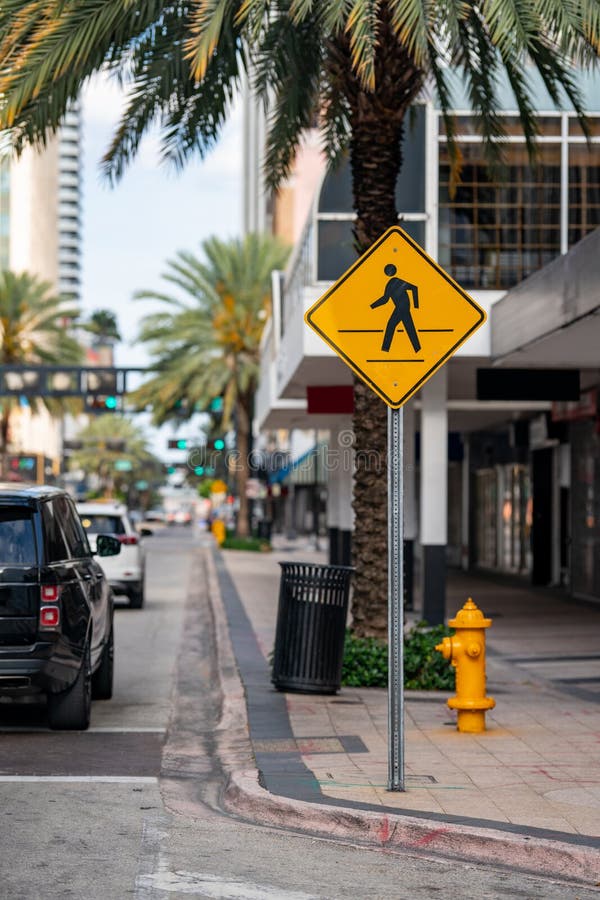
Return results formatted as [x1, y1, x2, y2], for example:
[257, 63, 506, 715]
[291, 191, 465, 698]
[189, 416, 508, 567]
[210, 538, 600, 883]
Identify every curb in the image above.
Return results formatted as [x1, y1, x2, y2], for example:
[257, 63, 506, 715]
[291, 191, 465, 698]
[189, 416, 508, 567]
[206, 549, 600, 886]
[223, 768, 600, 885]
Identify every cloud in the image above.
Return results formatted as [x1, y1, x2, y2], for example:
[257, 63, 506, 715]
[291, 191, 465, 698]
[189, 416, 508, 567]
[81, 72, 126, 129]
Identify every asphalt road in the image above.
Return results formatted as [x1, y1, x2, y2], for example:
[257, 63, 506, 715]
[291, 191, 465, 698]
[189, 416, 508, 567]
[0, 529, 597, 899]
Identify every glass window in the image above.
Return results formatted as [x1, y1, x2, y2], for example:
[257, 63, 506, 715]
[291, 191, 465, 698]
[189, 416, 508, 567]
[439, 115, 562, 138]
[318, 106, 426, 215]
[79, 514, 126, 536]
[0, 507, 37, 565]
[569, 116, 600, 137]
[41, 501, 70, 563]
[317, 220, 357, 281]
[570, 420, 600, 599]
[475, 469, 497, 568]
[439, 142, 561, 289]
[55, 497, 90, 558]
[568, 144, 600, 247]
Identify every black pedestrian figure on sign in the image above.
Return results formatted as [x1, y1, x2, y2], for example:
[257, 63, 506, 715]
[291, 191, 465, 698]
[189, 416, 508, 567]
[370, 264, 421, 353]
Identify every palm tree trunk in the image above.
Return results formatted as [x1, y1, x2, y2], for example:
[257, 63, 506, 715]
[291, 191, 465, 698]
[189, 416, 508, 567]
[235, 393, 252, 539]
[330, 23, 423, 638]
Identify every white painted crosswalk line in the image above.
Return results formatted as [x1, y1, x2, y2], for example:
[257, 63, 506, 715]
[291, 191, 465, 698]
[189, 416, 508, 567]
[136, 871, 319, 899]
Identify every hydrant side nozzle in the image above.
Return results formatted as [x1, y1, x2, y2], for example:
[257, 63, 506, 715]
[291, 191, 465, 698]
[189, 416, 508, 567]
[435, 636, 453, 660]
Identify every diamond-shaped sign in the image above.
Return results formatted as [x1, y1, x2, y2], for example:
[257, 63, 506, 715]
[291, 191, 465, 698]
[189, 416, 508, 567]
[305, 226, 487, 408]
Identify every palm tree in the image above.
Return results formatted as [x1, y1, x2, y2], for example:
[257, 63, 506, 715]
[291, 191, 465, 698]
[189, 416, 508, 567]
[0, 270, 82, 466]
[84, 309, 121, 347]
[0, 2, 596, 633]
[132, 233, 289, 538]
[70, 414, 160, 500]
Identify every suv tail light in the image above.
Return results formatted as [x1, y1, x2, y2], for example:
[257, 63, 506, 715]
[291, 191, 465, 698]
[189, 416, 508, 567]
[119, 535, 139, 546]
[39, 584, 61, 630]
[40, 606, 60, 628]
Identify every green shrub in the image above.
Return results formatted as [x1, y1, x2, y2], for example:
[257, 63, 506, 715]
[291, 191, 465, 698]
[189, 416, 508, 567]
[221, 535, 271, 552]
[341, 621, 455, 690]
[341, 630, 388, 687]
[404, 621, 455, 690]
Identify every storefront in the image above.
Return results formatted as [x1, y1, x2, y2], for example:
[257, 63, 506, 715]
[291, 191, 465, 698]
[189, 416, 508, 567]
[562, 392, 600, 602]
[474, 461, 532, 576]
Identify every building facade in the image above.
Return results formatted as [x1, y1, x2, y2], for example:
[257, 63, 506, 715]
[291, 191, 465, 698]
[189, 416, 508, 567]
[253, 72, 600, 614]
[1, 109, 83, 470]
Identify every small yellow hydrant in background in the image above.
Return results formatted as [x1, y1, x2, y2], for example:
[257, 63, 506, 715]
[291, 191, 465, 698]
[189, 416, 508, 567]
[435, 598, 495, 733]
[211, 519, 226, 546]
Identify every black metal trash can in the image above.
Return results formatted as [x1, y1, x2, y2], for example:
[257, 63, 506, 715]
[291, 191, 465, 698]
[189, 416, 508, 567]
[272, 562, 353, 694]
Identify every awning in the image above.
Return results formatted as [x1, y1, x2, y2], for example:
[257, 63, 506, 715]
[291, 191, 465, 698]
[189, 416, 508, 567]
[269, 443, 328, 486]
[491, 228, 600, 367]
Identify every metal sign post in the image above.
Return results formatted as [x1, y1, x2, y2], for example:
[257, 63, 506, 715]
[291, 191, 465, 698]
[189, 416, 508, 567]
[387, 405, 404, 791]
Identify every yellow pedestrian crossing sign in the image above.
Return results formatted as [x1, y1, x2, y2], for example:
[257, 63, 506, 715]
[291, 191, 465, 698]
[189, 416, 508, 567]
[305, 226, 487, 408]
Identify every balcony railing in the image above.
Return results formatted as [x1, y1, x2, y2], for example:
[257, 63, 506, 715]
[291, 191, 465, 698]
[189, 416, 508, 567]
[280, 216, 315, 338]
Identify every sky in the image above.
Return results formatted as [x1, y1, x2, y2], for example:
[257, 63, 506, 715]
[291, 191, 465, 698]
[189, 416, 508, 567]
[80, 74, 243, 458]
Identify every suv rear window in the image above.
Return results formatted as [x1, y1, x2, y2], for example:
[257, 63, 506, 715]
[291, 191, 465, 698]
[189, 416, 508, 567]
[0, 507, 37, 565]
[79, 514, 126, 536]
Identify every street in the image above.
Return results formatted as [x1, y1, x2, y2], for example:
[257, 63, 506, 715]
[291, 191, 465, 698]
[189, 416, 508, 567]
[0, 529, 597, 899]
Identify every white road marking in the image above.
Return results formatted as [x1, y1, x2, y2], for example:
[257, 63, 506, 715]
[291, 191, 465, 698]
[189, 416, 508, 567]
[136, 872, 319, 899]
[134, 815, 171, 900]
[0, 776, 158, 783]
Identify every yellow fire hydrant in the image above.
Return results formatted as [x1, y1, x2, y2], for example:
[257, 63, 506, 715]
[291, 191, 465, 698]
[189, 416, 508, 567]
[211, 519, 226, 546]
[435, 598, 495, 733]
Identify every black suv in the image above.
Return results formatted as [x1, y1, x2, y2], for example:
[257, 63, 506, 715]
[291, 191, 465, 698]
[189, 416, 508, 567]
[0, 485, 120, 730]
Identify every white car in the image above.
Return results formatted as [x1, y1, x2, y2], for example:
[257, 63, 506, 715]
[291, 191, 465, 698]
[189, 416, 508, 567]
[77, 502, 147, 608]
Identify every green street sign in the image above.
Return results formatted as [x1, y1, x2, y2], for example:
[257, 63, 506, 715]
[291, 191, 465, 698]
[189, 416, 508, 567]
[114, 459, 133, 472]
[135, 480, 149, 490]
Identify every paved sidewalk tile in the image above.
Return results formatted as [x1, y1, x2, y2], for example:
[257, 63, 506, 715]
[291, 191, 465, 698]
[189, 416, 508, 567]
[220, 542, 600, 840]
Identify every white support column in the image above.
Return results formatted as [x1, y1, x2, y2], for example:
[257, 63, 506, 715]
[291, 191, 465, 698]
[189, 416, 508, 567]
[419, 369, 448, 624]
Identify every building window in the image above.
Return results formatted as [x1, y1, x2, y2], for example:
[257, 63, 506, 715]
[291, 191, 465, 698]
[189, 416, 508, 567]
[316, 105, 428, 281]
[439, 114, 600, 291]
[568, 144, 600, 247]
[439, 142, 562, 289]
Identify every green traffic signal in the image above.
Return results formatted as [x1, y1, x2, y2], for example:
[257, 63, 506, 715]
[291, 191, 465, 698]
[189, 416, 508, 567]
[194, 466, 204, 476]
[214, 439, 225, 451]
[105, 396, 118, 410]
[176, 438, 188, 450]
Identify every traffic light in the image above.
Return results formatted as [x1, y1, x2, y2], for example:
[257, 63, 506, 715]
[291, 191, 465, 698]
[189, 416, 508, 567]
[85, 395, 121, 413]
[194, 466, 205, 476]
[213, 438, 225, 451]
[167, 438, 189, 450]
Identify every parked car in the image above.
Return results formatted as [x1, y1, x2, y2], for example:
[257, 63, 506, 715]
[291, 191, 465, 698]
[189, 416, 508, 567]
[0, 485, 120, 730]
[77, 501, 147, 608]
